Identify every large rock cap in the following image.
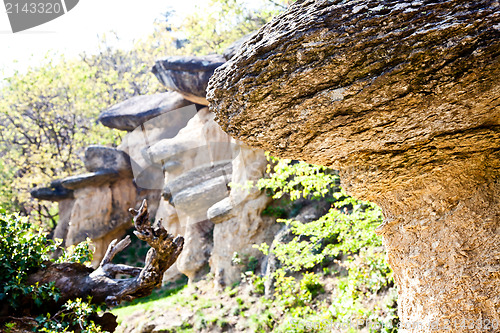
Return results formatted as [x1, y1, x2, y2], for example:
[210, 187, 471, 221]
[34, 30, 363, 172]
[153, 55, 226, 105]
[207, 0, 500, 196]
[98, 92, 191, 131]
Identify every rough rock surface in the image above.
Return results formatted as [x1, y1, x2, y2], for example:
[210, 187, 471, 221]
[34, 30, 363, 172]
[84, 145, 132, 175]
[52, 198, 75, 247]
[153, 55, 226, 105]
[166, 162, 232, 222]
[207, 0, 500, 330]
[223, 32, 255, 60]
[119, 104, 198, 190]
[65, 179, 137, 266]
[98, 92, 192, 131]
[149, 107, 235, 281]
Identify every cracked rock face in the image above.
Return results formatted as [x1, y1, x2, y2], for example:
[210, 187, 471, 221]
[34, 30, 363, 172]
[207, 0, 500, 330]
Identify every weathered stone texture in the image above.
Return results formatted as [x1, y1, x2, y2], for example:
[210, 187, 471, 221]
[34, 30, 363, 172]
[153, 55, 226, 105]
[84, 145, 132, 175]
[209, 145, 279, 287]
[208, 0, 499, 175]
[65, 178, 137, 266]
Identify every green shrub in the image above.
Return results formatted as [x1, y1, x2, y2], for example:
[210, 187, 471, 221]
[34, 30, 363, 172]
[0, 210, 103, 332]
[252, 156, 397, 331]
[0, 210, 61, 310]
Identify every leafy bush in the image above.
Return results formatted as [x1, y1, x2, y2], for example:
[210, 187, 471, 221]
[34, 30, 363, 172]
[0, 210, 103, 332]
[36, 298, 104, 333]
[252, 156, 398, 332]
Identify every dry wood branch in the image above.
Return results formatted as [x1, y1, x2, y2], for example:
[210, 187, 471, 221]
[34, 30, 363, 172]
[20, 199, 183, 316]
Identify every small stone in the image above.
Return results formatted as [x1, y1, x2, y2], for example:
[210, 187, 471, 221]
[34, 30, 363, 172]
[84, 145, 132, 175]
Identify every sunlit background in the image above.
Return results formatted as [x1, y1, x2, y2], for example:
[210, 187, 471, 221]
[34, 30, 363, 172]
[0, 0, 197, 76]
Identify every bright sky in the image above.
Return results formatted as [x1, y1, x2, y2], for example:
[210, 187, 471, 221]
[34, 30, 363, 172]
[0, 0, 198, 77]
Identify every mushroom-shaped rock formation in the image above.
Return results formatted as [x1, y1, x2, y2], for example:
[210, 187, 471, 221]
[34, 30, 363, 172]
[152, 55, 226, 105]
[98, 92, 192, 131]
[44, 147, 143, 267]
[208, 0, 500, 330]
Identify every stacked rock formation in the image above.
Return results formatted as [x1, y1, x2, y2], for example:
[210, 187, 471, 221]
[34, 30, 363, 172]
[32, 145, 158, 267]
[33, 38, 277, 287]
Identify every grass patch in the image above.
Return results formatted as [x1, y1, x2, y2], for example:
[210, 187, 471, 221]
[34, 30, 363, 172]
[112, 277, 188, 321]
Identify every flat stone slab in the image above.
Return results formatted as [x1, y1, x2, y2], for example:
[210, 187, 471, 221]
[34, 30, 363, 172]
[61, 169, 119, 190]
[152, 55, 226, 105]
[207, 197, 234, 224]
[84, 145, 132, 175]
[31, 180, 74, 201]
[98, 92, 191, 131]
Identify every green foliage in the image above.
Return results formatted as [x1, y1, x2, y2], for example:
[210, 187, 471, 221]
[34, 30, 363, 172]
[256, 153, 339, 201]
[36, 298, 103, 333]
[274, 270, 324, 310]
[172, 0, 282, 55]
[0, 56, 119, 221]
[0, 210, 60, 309]
[0, 210, 102, 332]
[55, 238, 94, 266]
[0, 31, 178, 226]
[253, 156, 397, 331]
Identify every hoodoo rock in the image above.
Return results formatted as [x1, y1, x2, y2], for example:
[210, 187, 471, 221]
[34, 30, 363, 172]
[208, 0, 500, 331]
[152, 55, 226, 105]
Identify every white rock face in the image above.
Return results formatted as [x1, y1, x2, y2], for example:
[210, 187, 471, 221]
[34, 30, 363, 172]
[209, 145, 279, 287]
[53, 198, 74, 245]
[65, 178, 137, 266]
[118, 104, 198, 190]
[149, 107, 236, 281]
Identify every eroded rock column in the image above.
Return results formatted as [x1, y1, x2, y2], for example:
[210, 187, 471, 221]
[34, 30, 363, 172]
[341, 147, 500, 332]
